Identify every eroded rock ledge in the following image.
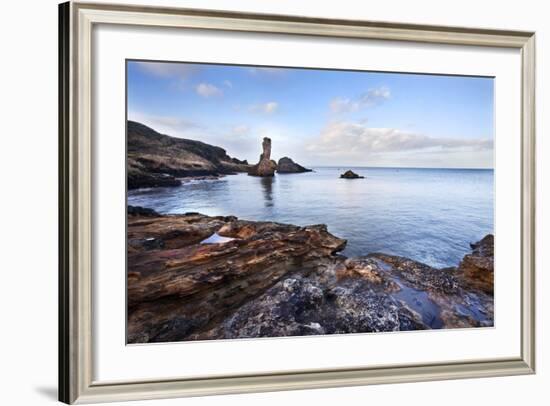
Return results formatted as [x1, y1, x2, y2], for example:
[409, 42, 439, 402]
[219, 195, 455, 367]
[127, 207, 494, 343]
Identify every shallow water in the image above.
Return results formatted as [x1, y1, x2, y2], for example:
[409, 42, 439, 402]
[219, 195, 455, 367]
[200, 233, 235, 244]
[128, 167, 493, 268]
[371, 258, 444, 328]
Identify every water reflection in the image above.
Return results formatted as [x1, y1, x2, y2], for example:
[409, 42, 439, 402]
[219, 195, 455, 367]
[259, 176, 275, 207]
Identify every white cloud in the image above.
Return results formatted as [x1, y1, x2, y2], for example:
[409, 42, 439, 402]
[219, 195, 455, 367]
[150, 116, 198, 130]
[264, 102, 278, 113]
[231, 125, 251, 137]
[223, 80, 233, 88]
[128, 112, 199, 133]
[330, 98, 360, 113]
[305, 120, 493, 167]
[195, 83, 223, 98]
[134, 61, 196, 79]
[363, 86, 391, 101]
[247, 67, 287, 76]
[249, 101, 279, 114]
[330, 86, 391, 113]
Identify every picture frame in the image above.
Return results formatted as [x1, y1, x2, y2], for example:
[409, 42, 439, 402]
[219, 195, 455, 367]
[59, 1, 536, 404]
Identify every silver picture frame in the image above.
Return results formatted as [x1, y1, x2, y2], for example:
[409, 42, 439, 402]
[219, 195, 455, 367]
[58, 1, 536, 403]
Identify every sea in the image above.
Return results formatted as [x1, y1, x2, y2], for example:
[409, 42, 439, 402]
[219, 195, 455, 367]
[127, 167, 494, 269]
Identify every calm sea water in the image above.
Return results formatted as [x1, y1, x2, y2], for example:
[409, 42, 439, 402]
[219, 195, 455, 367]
[128, 167, 494, 268]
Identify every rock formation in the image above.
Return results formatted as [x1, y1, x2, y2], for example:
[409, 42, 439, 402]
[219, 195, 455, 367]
[127, 206, 494, 343]
[248, 137, 277, 177]
[127, 121, 250, 189]
[276, 157, 312, 174]
[340, 170, 365, 179]
[457, 234, 494, 294]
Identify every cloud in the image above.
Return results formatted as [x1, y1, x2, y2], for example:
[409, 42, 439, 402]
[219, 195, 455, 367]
[128, 112, 199, 133]
[330, 86, 391, 113]
[362, 86, 391, 101]
[147, 116, 199, 130]
[330, 98, 358, 113]
[223, 80, 233, 88]
[133, 61, 197, 79]
[195, 83, 223, 98]
[247, 67, 287, 76]
[263, 102, 279, 113]
[249, 101, 279, 114]
[306, 121, 493, 159]
[231, 125, 251, 138]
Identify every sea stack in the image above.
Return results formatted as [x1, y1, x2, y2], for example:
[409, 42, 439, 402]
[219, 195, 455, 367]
[276, 157, 312, 174]
[340, 170, 365, 179]
[248, 137, 277, 177]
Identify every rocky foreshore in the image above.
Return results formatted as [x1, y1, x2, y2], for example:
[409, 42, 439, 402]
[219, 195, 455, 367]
[127, 207, 494, 343]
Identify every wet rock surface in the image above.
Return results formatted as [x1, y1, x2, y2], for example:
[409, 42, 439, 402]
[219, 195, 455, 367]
[457, 234, 494, 294]
[127, 208, 494, 343]
[366, 253, 493, 329]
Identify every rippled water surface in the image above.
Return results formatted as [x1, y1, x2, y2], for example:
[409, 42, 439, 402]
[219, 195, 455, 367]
[128, 167, 494, 268]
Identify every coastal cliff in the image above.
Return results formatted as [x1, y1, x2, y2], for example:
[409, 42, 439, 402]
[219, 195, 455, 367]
[128, 123, 315, 187]
[127, 121, 250, 189]
[127, 207, 494, 343]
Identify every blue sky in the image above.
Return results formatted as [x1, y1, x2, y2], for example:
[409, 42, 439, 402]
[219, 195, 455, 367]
[127, 60, 494, 168]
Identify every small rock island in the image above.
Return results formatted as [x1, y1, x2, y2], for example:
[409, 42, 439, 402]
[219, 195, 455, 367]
[340, 170, 365, 179]
[277, 157, 312, 174]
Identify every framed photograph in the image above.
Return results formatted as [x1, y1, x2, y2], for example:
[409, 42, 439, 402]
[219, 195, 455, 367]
[59, 1, 536, 404]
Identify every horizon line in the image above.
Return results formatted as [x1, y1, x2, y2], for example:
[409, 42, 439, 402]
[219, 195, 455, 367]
[304, 165, 494, 171]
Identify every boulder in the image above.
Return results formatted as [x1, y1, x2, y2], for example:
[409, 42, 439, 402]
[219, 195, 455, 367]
[457, 234, 494, 294]
[340, 170, 365, 179]
[276, 157, 312, 173]
[127, 205, 160, 217]
[128, 170, 181, 189]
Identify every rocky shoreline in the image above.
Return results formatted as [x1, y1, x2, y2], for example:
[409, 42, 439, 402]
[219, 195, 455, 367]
[127, 121, 251, 189]
[128, 121, 313, 188]
[127, 206, 494, 343]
